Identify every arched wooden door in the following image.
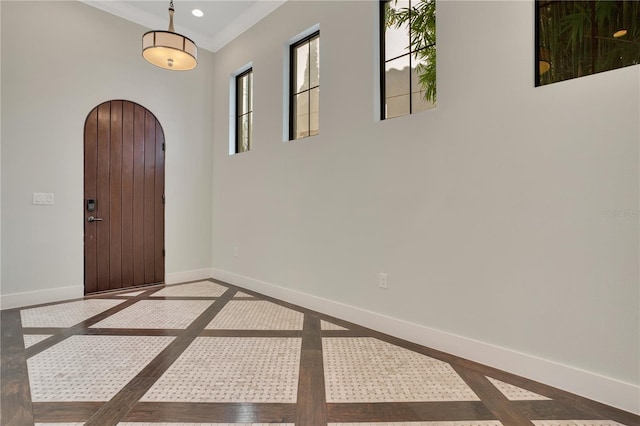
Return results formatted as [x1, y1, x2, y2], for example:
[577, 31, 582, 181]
[84, 100, 165, 294]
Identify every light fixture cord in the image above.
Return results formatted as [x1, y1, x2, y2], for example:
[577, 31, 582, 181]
[168, 0, 175, 32]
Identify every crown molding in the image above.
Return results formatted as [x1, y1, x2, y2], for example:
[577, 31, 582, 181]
[79, 0, 286, 53]
[208, 0, 286, 52]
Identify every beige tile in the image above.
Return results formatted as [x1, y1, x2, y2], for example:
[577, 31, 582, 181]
[153, 281, 229, 297]
[321, 320, 348, 330]
[90, 300, 213, 329]
[205, 300, 303, 330]
[118, 424, 294, 426]
[28, 335, 174, 401]
[117, 290, 147, 297]
[36, 423, 86, 426]
[323, 337, 480, 403]
[531, 422, 625, 426]
[142, 337, 301, 403]
[23, 334, 52, 348]
[487, 377, 551, 401]
[329, 423, 503, 426]
[21, 299, 125, 328]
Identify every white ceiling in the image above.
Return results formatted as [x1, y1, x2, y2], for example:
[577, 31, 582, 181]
[81, 0, 287, 52]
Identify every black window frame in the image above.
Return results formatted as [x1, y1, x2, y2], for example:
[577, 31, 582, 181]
[379, 0, 388, 121]
[535, 0, 640, 87]
[235, 67, 253, 154]
[289, 30, 320, 141]
[379, 0, 435, 120]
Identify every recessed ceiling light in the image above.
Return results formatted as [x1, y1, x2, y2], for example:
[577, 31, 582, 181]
[192, 9, 204, 17]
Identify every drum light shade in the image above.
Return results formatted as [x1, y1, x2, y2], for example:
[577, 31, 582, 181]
[142, 1, 197, 71]
[142, 31, 197, 70]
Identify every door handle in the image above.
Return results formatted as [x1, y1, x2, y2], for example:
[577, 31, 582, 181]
[87, 216, 103, 223]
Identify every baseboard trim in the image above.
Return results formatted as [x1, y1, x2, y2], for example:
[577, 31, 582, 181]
[0, 268, 214, 310]
[166, 268, 214, 285]
[0, 285, 84, 310]
[210, 268, 640, 415]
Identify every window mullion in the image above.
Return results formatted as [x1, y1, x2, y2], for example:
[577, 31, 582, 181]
[289, 43, 295, 140]
[248, 73, 252, 148]
[380, 1, 387, 120]
[235, 74, 241, 153]
[307, 43, 312, 137]
[408, 0, 413, 115]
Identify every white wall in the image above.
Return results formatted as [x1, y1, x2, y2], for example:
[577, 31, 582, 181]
[0, 1, 214, 307]
[0, 1, 3, 298]
[1, 0, 637, 414]
[211, 0, 639, 413]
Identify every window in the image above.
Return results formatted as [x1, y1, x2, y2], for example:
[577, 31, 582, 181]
[290, 31, 320, 140]
[235, 68, 253, 153]
[380, 0, 436, 120]
[536, 1, 640, 86]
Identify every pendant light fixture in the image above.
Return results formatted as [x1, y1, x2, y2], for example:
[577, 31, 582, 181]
[142, 0, 197, 71]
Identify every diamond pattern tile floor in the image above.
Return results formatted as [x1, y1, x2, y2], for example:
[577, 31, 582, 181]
[2, 279, 638, 425]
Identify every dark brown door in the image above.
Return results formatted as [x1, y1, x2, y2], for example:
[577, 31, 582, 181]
[84, 100, 165, 294]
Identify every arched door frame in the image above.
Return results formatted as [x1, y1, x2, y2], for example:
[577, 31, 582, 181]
[83, 99, 165, 294]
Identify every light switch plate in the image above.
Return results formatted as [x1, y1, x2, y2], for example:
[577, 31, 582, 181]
[33, 192, 54, 205]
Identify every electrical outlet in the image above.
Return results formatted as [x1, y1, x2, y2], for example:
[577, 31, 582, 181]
[379, 272, 388, 289]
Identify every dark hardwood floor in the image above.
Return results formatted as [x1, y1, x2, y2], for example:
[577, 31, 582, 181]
[1, 279, 638, 426]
